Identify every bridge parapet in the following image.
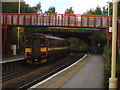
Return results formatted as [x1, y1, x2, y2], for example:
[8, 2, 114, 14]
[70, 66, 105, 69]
[1, 13, 120, 28]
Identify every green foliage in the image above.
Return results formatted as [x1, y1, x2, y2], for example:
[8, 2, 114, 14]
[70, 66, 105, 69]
[103, 45, 111, 88]
[67, 37, 80, 50]
[84, 5, 108, 15]
[92, 30, 106, 42]
[79, 39, 89, 51]
[108, 2, 113, 15]
[103, 6, 108, 15]
[104, 45, 112, 65]
[108, 1, 120, 17]
[91, 30, 107, 54]
[45, 6, 57, 13]
[67, 37, 88, 51]
[65, 7, 74, 14]
[85, 1, 120, 16]
[104, 63, 111, 88]
[85, 9, 95, 15]
[94, 6, 102, 15]
[118, 1, 120, 17]
[103, 45, 120, 89]
[2, 2, 42, 13]
[2, 2, 42, 54]
[85, 6, 103, 15]
[2, 2, 18, 13]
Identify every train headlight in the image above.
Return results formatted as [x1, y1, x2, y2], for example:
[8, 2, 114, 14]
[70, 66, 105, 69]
[35, 59, 38, 61]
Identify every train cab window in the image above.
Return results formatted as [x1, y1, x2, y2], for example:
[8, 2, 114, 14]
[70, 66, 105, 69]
[26, 38, 31, 48]
[40, 37, 46, 47]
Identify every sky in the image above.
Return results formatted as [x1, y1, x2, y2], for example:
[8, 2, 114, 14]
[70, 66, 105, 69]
[24, 0, 112, 14]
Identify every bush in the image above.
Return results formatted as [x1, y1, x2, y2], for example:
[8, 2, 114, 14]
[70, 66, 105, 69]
[104, 45, 111, 65]
[103, 45, 120, 89]
[117, 63, 120, 88]
[103, 45, 111, 88]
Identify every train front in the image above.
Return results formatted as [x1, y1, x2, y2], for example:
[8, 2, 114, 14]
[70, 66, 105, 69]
[25, 34, 47, 64]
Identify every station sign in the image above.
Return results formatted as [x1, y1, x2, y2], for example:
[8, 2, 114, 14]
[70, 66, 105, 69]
[109, 27, 112, 33]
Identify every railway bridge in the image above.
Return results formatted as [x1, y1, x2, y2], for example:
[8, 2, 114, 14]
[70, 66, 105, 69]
[1, 13, 120, 55]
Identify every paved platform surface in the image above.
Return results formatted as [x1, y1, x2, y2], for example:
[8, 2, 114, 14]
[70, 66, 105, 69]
[61, 55, 104, 88]
[31, 55, 104, 88]
[1, 55, 25, 63]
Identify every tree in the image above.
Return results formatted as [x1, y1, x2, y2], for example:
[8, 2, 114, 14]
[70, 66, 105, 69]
[84, 8, 95, 15]
[31, 3, 42, 13]
[45, 6, 57, 13]
[65, 7, 74, 14]
[84, 6, 108, 15]
[2, 2, 42, 54]
[91, 30, 106, 54]
[85, 6, 102, 15]
[2, 2, 18, 13]
[118, 1, 120, 17]
[94, 6, 102, 15]
[67, 37, 88, 51]
[2, 2, 42, 13]
[102, 6, 107, 15]
[108, 1, 120, 17]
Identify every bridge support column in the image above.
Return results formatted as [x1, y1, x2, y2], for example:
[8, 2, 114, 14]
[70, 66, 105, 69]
[2, 25, 11, 55]
[2, 25, 7, 55]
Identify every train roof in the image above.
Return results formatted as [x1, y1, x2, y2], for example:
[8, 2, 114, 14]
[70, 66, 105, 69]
[27, 33, 65, 40]
[45, 35, 65, 40]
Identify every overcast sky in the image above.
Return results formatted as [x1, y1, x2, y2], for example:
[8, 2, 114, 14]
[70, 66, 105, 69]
[24, 0, 112, 14]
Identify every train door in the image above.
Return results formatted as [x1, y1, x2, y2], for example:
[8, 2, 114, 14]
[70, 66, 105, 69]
[32, 37, 40, 56]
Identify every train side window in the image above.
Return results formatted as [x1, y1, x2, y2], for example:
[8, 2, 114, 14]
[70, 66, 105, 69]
[49, 40, 54, 47]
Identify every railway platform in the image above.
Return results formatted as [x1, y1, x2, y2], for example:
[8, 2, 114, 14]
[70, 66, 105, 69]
[1, 55, 25, 63]
[30, 55, 104, 88]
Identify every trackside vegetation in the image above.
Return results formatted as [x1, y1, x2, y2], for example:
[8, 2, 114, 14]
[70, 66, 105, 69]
[103, 45, 120, 88]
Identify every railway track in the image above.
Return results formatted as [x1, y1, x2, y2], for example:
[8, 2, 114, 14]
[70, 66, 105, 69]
[2, 53, 85, 89]
[1, 66, 38, 82]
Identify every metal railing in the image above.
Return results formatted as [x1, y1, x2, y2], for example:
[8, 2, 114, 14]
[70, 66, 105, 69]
[1, 13, 120, 28]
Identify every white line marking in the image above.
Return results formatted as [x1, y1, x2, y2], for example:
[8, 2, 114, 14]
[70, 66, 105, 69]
[29, 54, 87, 89]
[0, 58, 25, 64]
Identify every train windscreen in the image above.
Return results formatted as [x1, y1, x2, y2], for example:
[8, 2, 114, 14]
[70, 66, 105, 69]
[26, 38, 31, 48]
[40, 37, 46, 47]
[32, 37, 40, 56]
[26, 35, 46, 56]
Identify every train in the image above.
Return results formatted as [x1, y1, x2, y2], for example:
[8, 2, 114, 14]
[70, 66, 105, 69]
[25, 33, 69, 64]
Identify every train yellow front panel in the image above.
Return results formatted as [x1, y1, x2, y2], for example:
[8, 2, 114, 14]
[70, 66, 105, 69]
[25, 48, 32, 52]
[40, 47, 47, 52]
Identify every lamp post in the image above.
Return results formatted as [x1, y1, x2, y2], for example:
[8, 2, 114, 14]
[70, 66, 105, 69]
[109, 0, 118, 88]
[18, 0, 20, 51]
[107, 1, 111, 15]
